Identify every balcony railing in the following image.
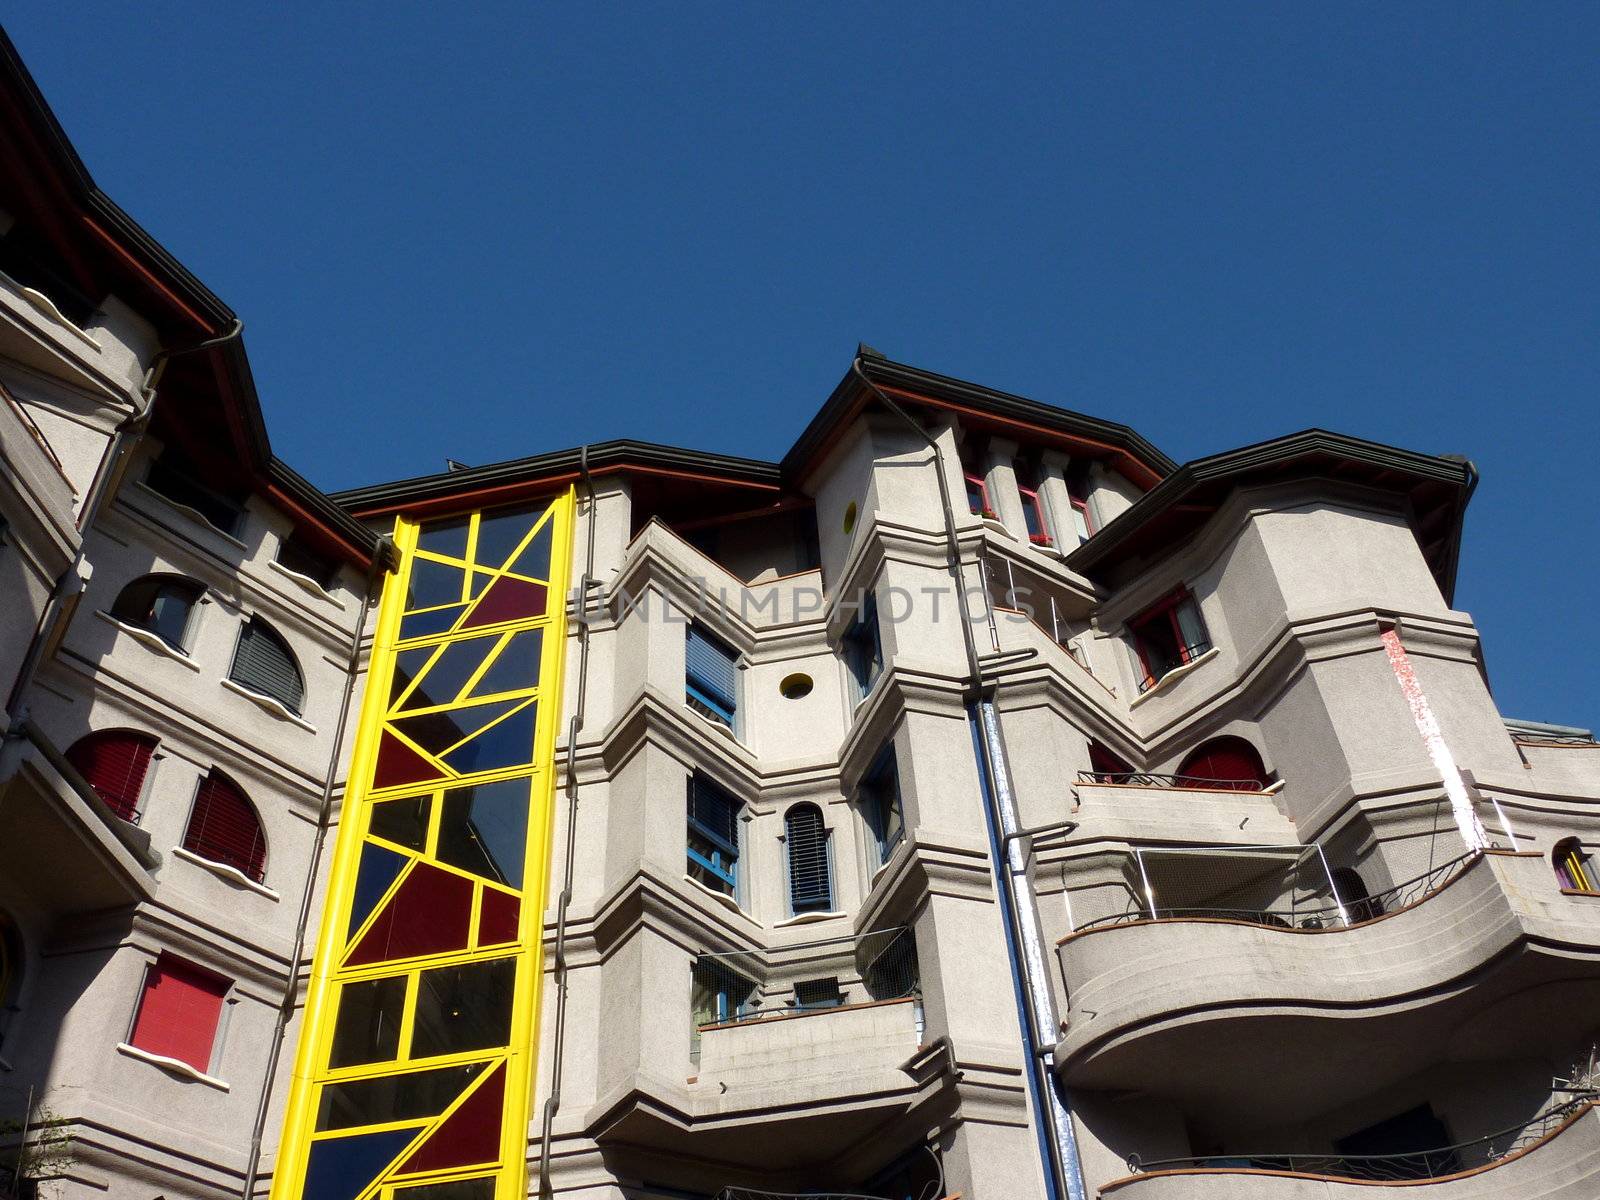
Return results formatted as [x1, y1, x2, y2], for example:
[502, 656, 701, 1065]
[1076, 769, 1270, 793]
[1126, 1094, 1596, 1182]
[1071, 845, 1480, 934]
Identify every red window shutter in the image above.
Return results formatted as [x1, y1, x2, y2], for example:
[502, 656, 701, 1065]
[183, 773, 267, 882]
[66, 732, 156, 821]
[129, 954, 228, 1072]
[1178, 738, 1271, 790]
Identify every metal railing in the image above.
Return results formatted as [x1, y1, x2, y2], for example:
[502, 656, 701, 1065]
[1128, 1095, 1596, 1181]
[1073, 847, 1480, 934]
[691, 927, 920, 1056]
[1076, 769, 1270, 793]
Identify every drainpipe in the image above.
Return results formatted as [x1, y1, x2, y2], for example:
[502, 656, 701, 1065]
[850, 357, 1086, 1200]
[4, 319, 243, 725]
[240, 535, 392, 1200]
[537, 445, 598, 1198]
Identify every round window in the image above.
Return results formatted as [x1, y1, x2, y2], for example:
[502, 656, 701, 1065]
[779, 673, 814, 700]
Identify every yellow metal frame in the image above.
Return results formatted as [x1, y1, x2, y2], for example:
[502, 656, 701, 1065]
[272, 490, 574, 1200]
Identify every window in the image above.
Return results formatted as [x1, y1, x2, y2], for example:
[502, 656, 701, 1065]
[861, 747, 905, 867]
[230, 617, 305, 714]
[182, 770, 267, 883]
[794, 978, 843, 1010]
[110, 573, 203, 651]
[690, 958, 754, 1058]
[685, 624, 739, 730]
[961, 445, 992, 517]
[843, 592, 884, 701]
[1066, 467, 1095, 545]
[145, 452, 246, 537]
[1129, 590, 1212, 692]
[127, 953, 230, 1073]
[0, 221, 98, 327]
[686, 774, 741, 897]
[784, 803, 833, 914]
[1555, 838, 1596, 892]
[1176, 737, 1271, 791]
[0, 910, 22, 1055]
[1086, 741, 1134, 783]
[1015, 461, 1052, 546]
[64, 730, 157, 821]
[1332, 867, 1385, 924]
[276, 533, 338, 590]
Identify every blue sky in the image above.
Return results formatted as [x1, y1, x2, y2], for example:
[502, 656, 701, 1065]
[7, 5, 1598, 728]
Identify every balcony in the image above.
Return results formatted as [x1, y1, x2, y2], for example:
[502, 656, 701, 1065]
[1101, 1097, 1600, 1198]
[1054, 850, 1600, 1128]
[591, 929, 955, 1174]
[1069, 771, 1296, 847]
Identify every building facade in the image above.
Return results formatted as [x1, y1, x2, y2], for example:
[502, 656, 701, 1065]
[1, 28, 1599, 1200]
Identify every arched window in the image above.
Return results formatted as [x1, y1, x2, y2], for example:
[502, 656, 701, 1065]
[229, 617, 305, 714]
[111, 573, 204, 651]
[183, 770, 267, 883]
[1332, 867, 1385, 924]
[65, 730, 157, 821]
[1554, 839, 1596, 893]
[785, 803, 833, 914]
[0, 910, 23, 1054]
[1177, 737, 1272, 791]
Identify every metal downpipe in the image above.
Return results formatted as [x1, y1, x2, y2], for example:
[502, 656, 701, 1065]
[850, 358, 1086, 1200]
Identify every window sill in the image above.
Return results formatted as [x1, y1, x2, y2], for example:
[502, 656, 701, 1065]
[268, 557, 343, 606]
[684, 700, 741, 744]
[97, 610, 202, 671]
[115, 1042, 229, 1091]
[682, 874, 746, 917]
[774, 910, 845, 928]
[221, 678, 317, 733]
[1128, 646, 1220, 709]
[172, 846, 279, 900]
[1559, 887, 1600, 899]
[16, 284, 100, 350]
[133, 480, 248, 549]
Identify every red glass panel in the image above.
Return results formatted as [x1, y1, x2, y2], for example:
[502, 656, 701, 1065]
[461, 576, 546, 629]
[346, 863, 474, 966]
[399, 1062, 505, 1173]
[373, 732, 442, 791]
[477, 887, 520, 946]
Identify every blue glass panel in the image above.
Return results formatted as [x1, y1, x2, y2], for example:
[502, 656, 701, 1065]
[415, 517, 470, 560]
[302, 1127, 417, 1200]
[349, 842, 408, 938]
[474, 507, 540, 572]
[436, 778, 529, 888]
[407, 559, 465, 611]
[509, 517, 552, 579]
[399, 603, 469, 642]
[439, 700, 538, 776]
[469, 628, 542, 698]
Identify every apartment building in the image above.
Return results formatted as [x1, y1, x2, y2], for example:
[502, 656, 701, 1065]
[2, 26, 1599, 1200]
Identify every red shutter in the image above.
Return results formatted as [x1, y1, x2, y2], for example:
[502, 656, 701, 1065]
[183, 773, 267, 882]
[65, 732, 156, 821]
[1177, 738, 1271, 790]
[128, 954, 228, 1071]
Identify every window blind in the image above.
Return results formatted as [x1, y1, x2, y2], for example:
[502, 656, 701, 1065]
[784, 804, 832, 913]
[184, 771, 267, 882]
[129, 954, 229, 1072]
[66, 731, 156, 821]
[685, 625, 738, 725]
[230, 618, 305, 714]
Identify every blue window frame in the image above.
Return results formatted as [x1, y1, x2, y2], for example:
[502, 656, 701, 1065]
[861, 747, 904, 866]
[784, 803, 833, 914]
[687, 774, 741, 897]
[844, 593, 884, 701]
[686, 624, 739, 729]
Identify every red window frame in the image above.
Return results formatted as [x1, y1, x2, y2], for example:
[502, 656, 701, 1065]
[1068, 489, 1094, 543]
[965, 471, 994, 518]
[128, 953, 229, 1072]
[1129, 589, 1211, 692]
[1015, 462, 1052, 546]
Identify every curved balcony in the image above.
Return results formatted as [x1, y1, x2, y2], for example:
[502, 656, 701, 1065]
[1099, 1098, 1600, 1198]
[1054, 851, 1600, 1125]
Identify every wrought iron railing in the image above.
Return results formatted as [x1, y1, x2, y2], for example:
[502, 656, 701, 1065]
[1076, 769, 1269, 793]
[1074, 850, 1480, 934]
[1127, 1095, 1595, 1181]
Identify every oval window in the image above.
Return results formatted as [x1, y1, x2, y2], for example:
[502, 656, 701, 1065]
[780, 673, 814, 700]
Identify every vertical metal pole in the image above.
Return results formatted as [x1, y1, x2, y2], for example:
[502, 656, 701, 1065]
[1315, 843, 1350, 926]
[1489, 797, 1519, 850]
[1136, 849, 1157, 919]
[1050, 594, 1061, 645]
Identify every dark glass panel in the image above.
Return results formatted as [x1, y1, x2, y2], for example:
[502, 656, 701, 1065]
[410, 959, 516, 1059]
[509, 517, 552, 580]
[315, 1063, 482, 1131]
[392, 700, 519, 759]
[369, 795, 431, 852]
[477, 887, 520, 945]
[398, 635, 503, 712]
[460, 577, 546, 629]
[302, 1127, 418, 1200]
[398, 1063, 505, 1173]
[328, 975, 406, 1068]
[474, 507, 540, 571]
[392, 1179, 496, 1200]
[437, 779, 529, 888]
[348, 843, 408, 938]
[415, 517, 470, 561]
[389, 647, 437, 709]
[407, 559, 466, 611]
[399, 604, 469, 642]
[469, 629, 542, 698]
[439, 701, 538, 777]
[346, 862, 475, 966]
[373, 732, 442, 791]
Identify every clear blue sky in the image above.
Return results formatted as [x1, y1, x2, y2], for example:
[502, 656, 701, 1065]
[7, 5, 1598, 729]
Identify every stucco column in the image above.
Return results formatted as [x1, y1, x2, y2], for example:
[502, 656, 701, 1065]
[983, 437, 1027, 537]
